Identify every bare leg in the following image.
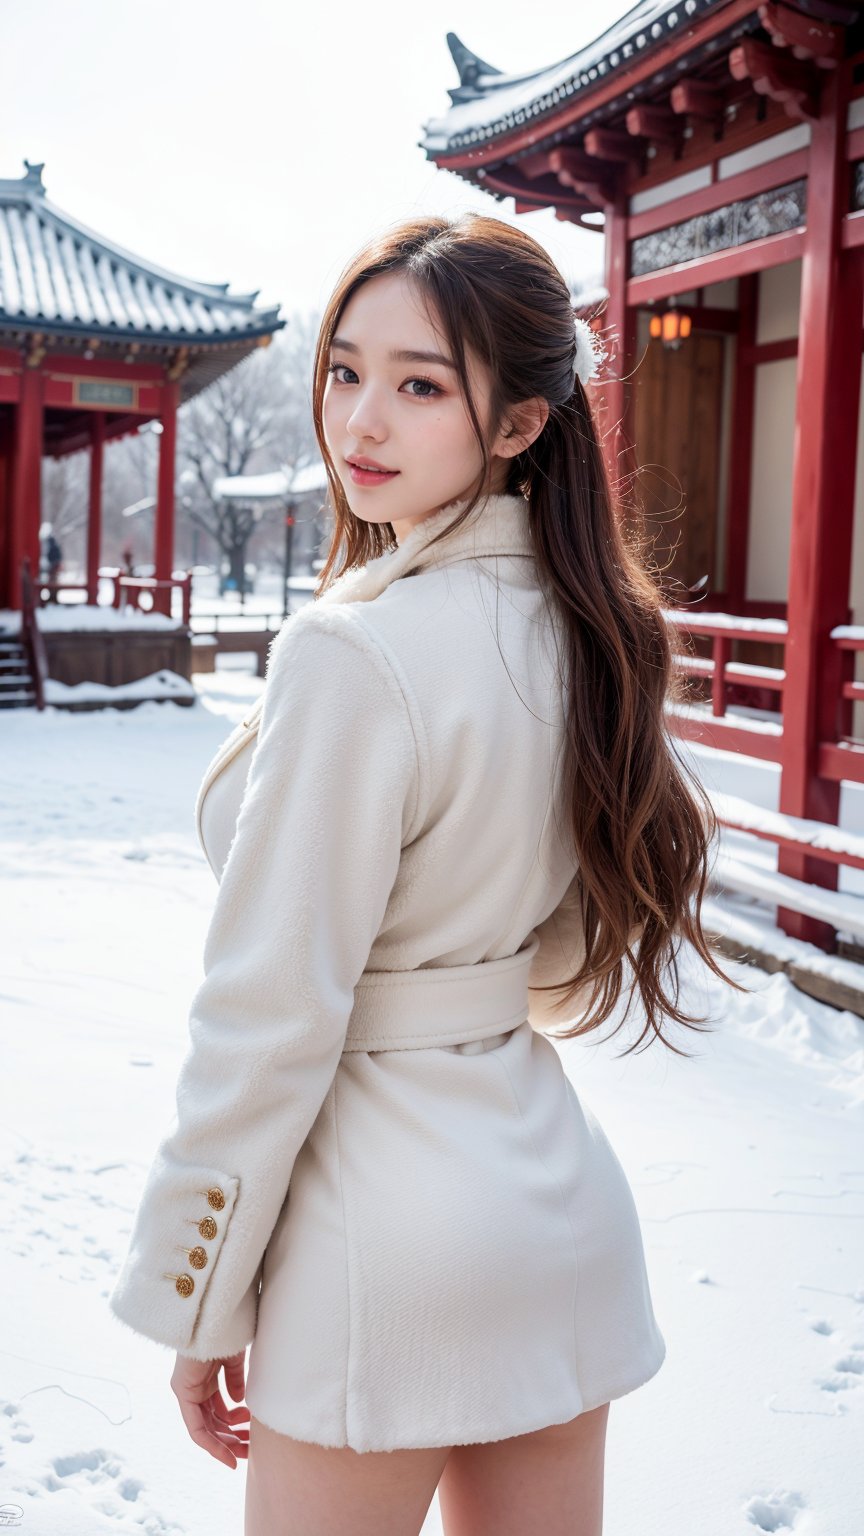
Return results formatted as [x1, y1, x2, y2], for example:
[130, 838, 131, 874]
[245, 1414, 453, 1536]
[437, 1402, 610, 1536]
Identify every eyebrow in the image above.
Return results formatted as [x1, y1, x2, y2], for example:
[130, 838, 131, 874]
[330, 335, 457, 371]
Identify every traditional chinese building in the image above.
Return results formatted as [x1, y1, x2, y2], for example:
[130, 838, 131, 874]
[0, 160, 283, 700]
[421, 1, 864, 955]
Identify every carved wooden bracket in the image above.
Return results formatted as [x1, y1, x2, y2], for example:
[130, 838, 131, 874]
[167, 345, 190, 382]
[728, 36, 823, 120]
[583, 126, 643, 164]
[25, 332, 45, 369]
[670, 79, 728, 122]
[758, 1, 844, 68]
[518, 147, 617, 207]
[625, 104, 682, 143]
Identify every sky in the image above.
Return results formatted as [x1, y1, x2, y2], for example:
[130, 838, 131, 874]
[2, 0, 630, 328]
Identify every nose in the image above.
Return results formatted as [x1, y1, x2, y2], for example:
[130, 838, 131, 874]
[344, 382, 388, 445]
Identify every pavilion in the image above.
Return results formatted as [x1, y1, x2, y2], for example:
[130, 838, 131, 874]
[421, 1, 864, 952]
[0, 160, 283, 691]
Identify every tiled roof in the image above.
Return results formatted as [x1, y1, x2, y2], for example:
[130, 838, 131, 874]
[0, 161, 282, 343]
[420, 0, 728, 156]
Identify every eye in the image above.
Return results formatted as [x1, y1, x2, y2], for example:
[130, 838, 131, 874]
[403, 376, 442, 399]
[325, 362, 442, 400]
[326, 362, 357, 384]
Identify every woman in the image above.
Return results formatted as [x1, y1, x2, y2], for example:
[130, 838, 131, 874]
[108, 212, 743, 1534]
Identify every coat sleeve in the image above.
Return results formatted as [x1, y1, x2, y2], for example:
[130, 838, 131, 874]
[107, 606, 421, 1361]
[526, 873, 591, 1031]
[526, 872, 643, 1032]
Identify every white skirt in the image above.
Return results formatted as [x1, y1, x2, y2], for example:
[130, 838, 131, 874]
[244, 1015, 666, 1452]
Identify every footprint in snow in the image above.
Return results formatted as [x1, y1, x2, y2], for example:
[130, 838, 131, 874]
[0, 1398, 35, 1467]
[817, 1342, 864, 1393]
[0, 1148, 132, 1286]
[12, 1446, 183, 1534]
[744, 1487, 807, 1531]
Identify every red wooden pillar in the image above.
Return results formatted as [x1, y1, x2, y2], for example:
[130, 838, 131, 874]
[599, 189, 639, 498]
[723, 273, 758, 609]
[86, 411, 105, 605]
[777, 61, 864, 946]
[154, 380, 179, 617]
[10, 363, 43, 609]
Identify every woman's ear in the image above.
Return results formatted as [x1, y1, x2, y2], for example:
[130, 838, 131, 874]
[496, 396, 550, 460]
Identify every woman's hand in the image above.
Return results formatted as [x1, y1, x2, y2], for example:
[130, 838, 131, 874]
[170, 1348, 251, 1468]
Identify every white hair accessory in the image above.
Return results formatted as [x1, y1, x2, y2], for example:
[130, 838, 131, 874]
[572, 314, 607, 387]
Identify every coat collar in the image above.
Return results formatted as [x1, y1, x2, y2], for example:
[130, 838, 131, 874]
[314, 489, 532, 609]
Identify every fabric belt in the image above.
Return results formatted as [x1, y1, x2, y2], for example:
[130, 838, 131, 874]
[342, 932, 540, 1052]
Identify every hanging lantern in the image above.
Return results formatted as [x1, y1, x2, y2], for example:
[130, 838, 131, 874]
[649, 302, 692, 350]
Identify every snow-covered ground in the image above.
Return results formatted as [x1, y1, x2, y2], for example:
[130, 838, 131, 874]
[1, 665, 862, 1536]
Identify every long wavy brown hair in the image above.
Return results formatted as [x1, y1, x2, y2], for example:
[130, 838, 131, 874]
[308, 211, 748, 1055]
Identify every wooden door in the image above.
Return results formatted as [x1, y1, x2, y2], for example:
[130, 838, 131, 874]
[632, 330, 725, 601]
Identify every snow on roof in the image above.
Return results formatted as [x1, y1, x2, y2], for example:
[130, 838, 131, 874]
[0, 161, 282, 343]
[213, 462, 329, 501]
[420, 2, 727, 157]
[213, 470, 291, 501]
[290, 461, 329, 495]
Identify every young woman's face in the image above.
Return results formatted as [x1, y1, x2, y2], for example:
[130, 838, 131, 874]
[322, 269, 510, 542]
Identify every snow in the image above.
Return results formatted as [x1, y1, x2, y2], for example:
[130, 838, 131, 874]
[710, 790, 864, 860]
[212, 461, 327, 501]
[663, 608, 789, 637]
[666, 697, 785, 736]
[212, 469, 291, 500]
[1, 673, 862, 1534]
[0, 604, 184, 633]
[830, 623, 864, 641]
[712, 848, 864, 939]
[43, 669, 195, 707]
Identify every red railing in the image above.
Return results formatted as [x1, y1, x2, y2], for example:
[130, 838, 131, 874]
[664, 609, 788, 716]
[664, 610, 864, 907]
[109, 570, 192, 625]
[19, 557, 48, 710]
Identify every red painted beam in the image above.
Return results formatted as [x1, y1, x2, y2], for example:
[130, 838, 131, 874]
[666, 710, 784, 762]
[817, 741, 864, 785]
[718, 817, 864, 872]
[627, 147, 809, 241]
[42, 353, 166, 382]
[627, 226, 805, 305]
[841, 211, 864, 250]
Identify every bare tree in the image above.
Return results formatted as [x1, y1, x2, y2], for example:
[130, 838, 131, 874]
[178, 313, 320, 594]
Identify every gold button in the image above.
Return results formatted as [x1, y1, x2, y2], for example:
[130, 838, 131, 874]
[174, 1274, 195, 1298]
[188, 1246, 208, 1270]
[207, 1187, 225, 1211]
[198, 1216, 218, 1241]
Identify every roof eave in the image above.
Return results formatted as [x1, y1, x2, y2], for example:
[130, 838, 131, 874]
[0, 313, 286, 348]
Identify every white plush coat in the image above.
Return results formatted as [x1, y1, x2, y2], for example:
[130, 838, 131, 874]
[108, 491, 666, 1451]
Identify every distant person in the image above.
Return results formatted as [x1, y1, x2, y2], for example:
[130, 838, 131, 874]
[44, 533, 62, 600]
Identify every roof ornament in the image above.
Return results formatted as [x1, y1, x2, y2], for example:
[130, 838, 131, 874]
[22, 160, 46, 194]
[445, 32, 503, 103]
[572, 315, 607, 389]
